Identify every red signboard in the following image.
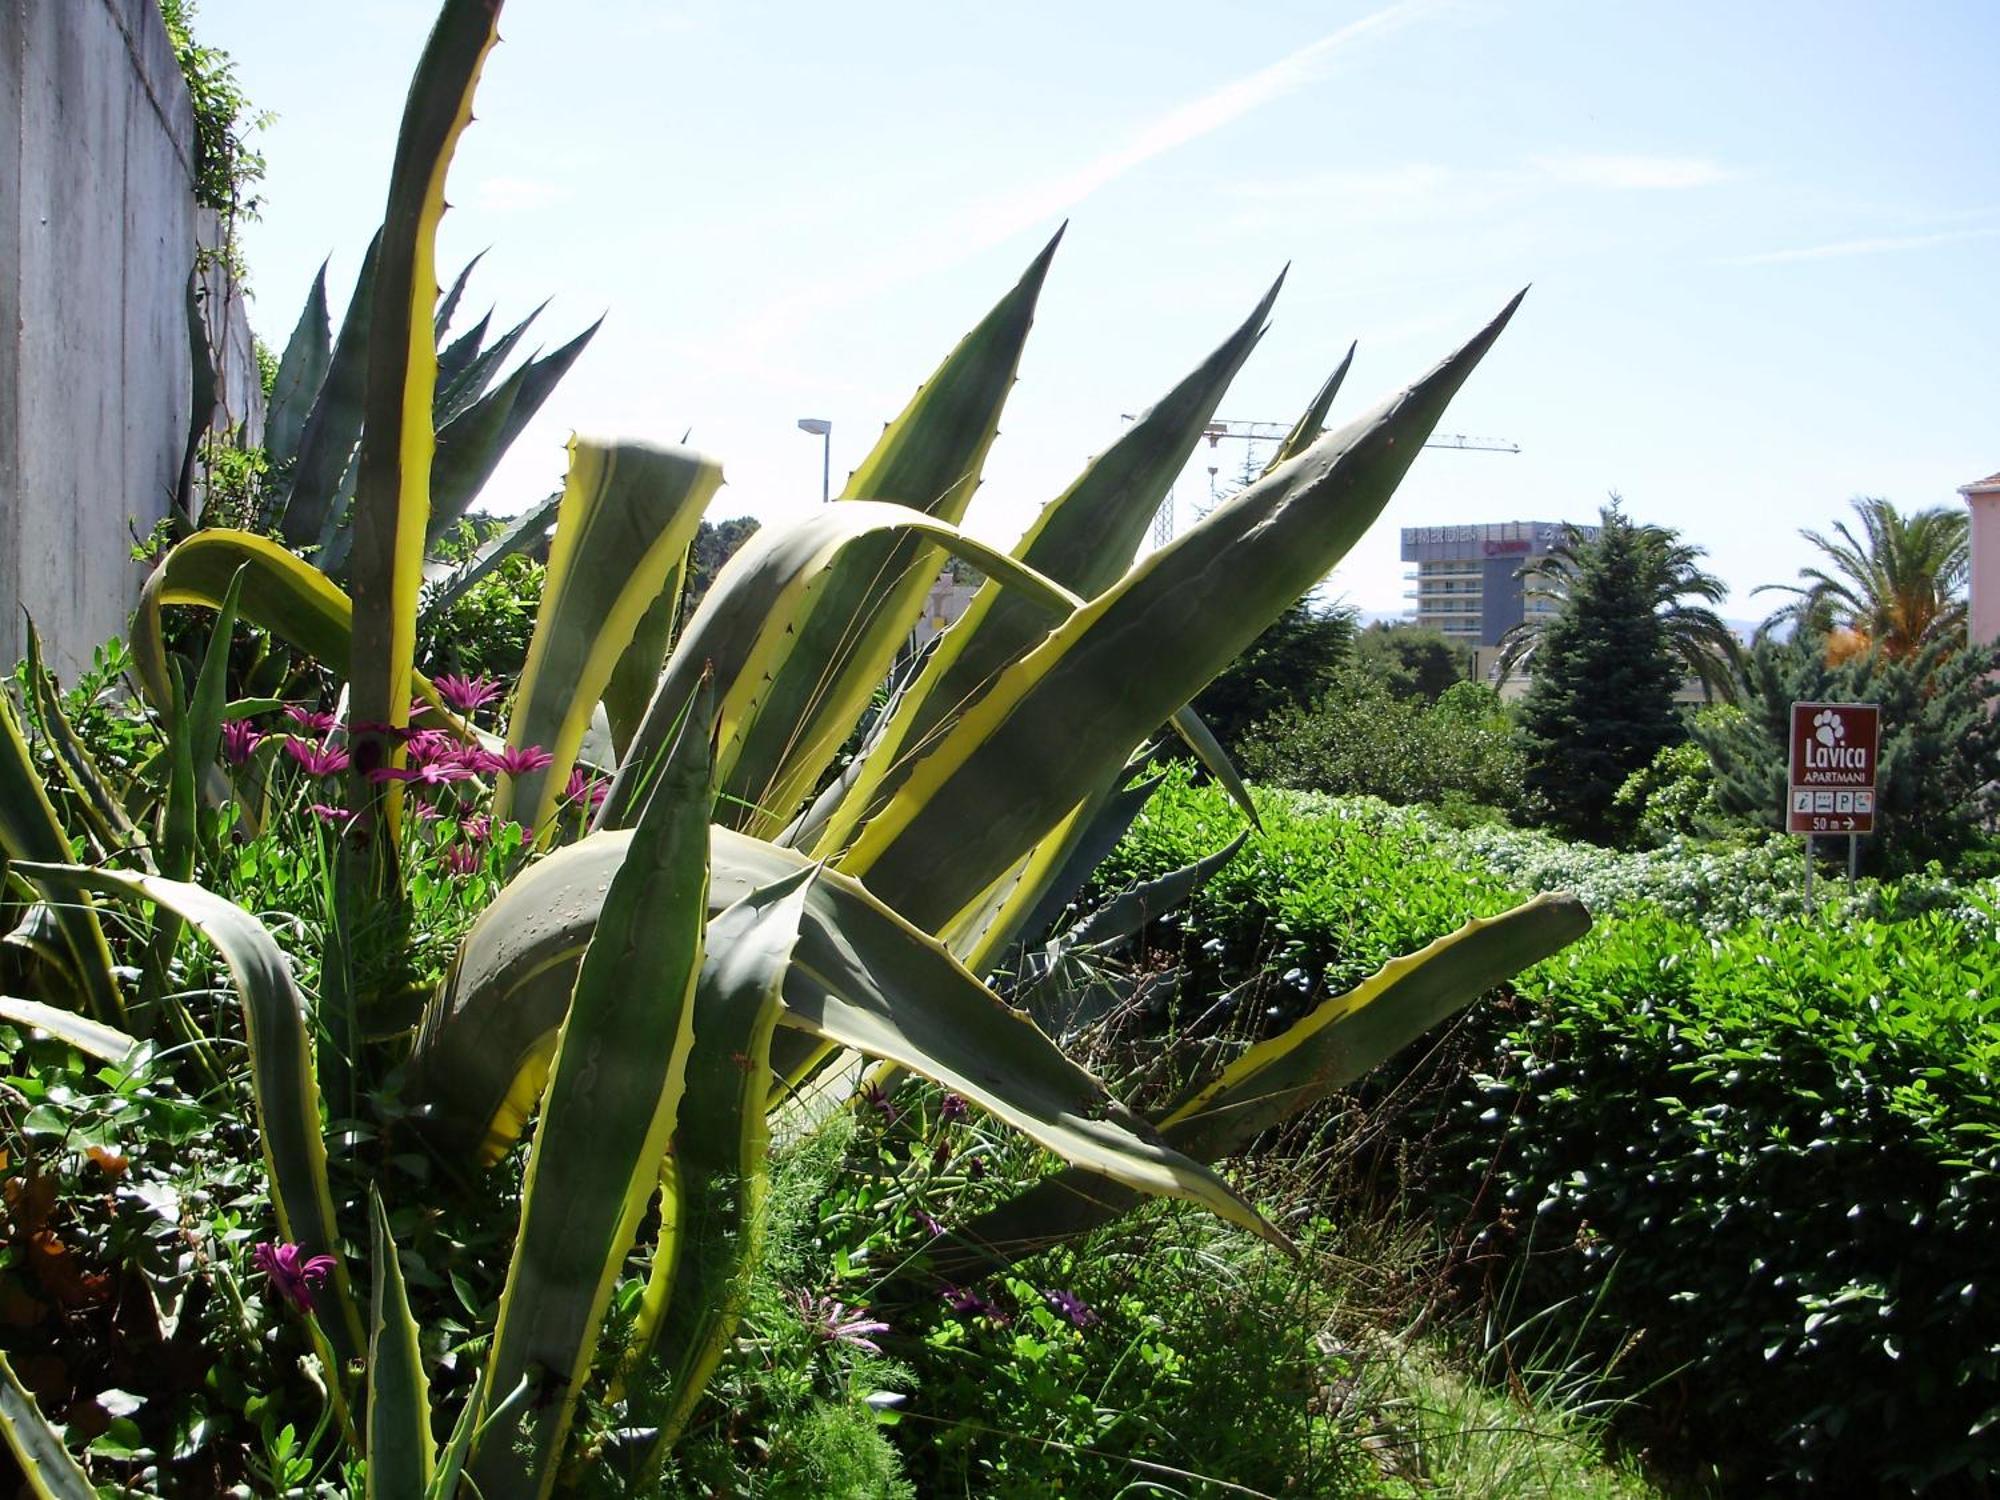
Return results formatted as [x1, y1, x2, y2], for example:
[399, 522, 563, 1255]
[1786, 701, 1880, 835]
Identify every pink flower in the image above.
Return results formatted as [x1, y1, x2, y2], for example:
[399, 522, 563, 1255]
[462, 813, 493, 844]
[285, 740, 349, 777]
[475, 745, 554, 777]
[434, 673, 504, 715]
[220, 720, 262, 766]
[368, 760, 477, 788]
[794, 1292, 891, 1355]
[404, 729, 451, 761]
[410, 796, 444, 823]
[442, 842, 481, 877]
[564, 766, 608, 809]
[308, 802, 355, 828]
[283, 705, 337, 735]
[253, 1241, 337, 1313]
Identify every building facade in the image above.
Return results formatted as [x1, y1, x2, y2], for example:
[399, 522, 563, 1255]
[1399, 520, 1596, 648]
[1962, 471, 2000, 644]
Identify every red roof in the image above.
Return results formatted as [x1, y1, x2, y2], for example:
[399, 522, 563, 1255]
[1962, 470, 2000, 496]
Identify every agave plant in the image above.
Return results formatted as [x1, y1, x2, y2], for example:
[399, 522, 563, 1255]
[0, 1, 1590, 1494]
[243, 204, 595, 580]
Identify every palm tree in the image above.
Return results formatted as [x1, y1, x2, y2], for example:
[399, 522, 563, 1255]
[1756, 496, 1968, 662]
[1497, 500, 1742, 701]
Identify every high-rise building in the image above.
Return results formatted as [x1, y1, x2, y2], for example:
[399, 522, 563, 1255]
[1400, 520, 1597, 648]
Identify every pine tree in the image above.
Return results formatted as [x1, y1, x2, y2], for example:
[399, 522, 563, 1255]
[1519, 508, 1683, 843]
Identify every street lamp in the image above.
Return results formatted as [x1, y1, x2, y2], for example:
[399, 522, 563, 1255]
[797, 417, 832, 504]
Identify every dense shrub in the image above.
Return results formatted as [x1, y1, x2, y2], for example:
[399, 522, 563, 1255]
[1238, 674, 1523, 820]
[1096, 774, 2000, 1493]
[1189, 599, 1355, 752]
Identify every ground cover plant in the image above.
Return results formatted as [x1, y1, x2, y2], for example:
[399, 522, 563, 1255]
[0, 1, 1593, 1492]
[1095, 773, 2000, 1493]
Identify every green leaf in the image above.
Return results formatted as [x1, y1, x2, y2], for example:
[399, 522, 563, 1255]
[0, 1351, 98, 1499]
[842, 294, 1527, 937]
[367, 1187, 433, 1499]
[491, 438, 722, 832]
[708, 233, 1061, 835]
[278, 234, 379, 550]
[807, 272, 1283, 859]
[599, 559, 685, 762]
[1262, 340, 1354, 476]
[0, 997, 139, 1066]
[437, 299, 544, 424]
[346, 0, 505, 841]
[414, 825, 1278, 1248]
[22, 619, 148, 870]
[427, 317, 601, 543]
[434, 248, 487, 343]
[132, 530, 473, 736]
[627, 866, 817, 1460]
[0, 690, 124, 1026]
[930, 892, 1590, 1284]
[266, 259, 334, 469]
[603, 503, 1081, 837]
[469, 676, 713, 1500]
[16, 862, 363, 1364]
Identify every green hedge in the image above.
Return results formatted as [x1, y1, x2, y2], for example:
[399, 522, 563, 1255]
[1091, 772, 2000, 1493]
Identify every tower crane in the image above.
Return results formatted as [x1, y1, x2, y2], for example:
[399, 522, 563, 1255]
[1124, 416, 1521, 547]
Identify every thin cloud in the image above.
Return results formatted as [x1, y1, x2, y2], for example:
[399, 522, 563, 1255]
[1235, 153, 1731, 211]
[739, 0, 1440, 348]
[1725, 225, 2000, 266]
[1532, 153, 1733, 190]
[959, 0, 1440, 243]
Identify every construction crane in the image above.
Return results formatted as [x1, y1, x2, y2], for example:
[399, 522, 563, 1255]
[1124, 415, 1521, 546]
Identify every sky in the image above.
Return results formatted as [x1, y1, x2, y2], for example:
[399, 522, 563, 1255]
[202, 0, 2000, 624]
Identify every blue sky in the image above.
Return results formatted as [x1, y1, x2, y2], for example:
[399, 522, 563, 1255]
[205, 0, 2000, 621]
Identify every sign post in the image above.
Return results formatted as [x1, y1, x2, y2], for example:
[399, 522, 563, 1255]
[1787, 702, 1880, 907]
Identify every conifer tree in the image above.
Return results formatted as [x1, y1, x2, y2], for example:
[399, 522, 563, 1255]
[1519, 507, 1683, 842]
[1699, 631, 2000, 875]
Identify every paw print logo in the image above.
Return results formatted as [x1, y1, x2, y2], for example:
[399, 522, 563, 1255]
[1813, 708, 1845, 749]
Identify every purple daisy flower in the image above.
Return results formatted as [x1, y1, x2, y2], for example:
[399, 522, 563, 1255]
[252, 1241, 337, 1313]
[434, 673, 504, 715]
[471, 744, 554, 777]
[1042, 1288, 1099, 1329]
[220, 719, 262, 766]
[564, 766, 608, 809]
[938, 1093, 968, 1125]
[307, 802, 351, 827]
[283, 705, 337, 735]
[442, 842, 481, 878]
[368, 760, 477, 788]
[285, 740, 350, 777]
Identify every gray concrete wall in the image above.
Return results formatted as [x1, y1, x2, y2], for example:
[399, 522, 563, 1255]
[0, 0, 258, 681]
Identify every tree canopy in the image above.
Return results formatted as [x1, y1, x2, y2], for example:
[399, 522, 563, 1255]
[1518, 505, 1687, 843]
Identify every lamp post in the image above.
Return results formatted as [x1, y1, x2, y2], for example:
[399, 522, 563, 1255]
[797, 417, 832, 504]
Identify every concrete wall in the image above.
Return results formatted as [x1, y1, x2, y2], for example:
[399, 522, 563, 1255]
[0, 0, 258, 680]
